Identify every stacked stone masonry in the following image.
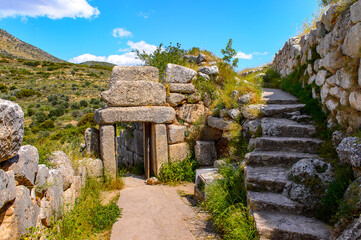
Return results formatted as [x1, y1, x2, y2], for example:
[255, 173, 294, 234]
[272, 0, 361, 132]
[0, 99, 103, 239]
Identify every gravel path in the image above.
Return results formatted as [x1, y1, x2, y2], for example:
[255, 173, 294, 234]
[110, 175, 220, 240]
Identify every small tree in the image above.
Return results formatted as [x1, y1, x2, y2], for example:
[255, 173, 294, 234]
[221, 39, 239, 68]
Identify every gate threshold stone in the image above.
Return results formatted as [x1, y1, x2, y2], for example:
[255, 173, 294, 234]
[95, 106, 176, 124]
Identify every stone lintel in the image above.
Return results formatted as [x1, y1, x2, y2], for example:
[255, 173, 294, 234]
[95, 107, 176, 124]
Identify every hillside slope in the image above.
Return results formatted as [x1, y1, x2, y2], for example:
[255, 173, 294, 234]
[0, 29, 64, 62]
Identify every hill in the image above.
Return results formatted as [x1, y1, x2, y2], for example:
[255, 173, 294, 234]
[80, 61, 116, 68]
[0, 29, 64, 62]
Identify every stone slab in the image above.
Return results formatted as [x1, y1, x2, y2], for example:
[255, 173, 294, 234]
[168, 83, 196, 94]
[95, 107, 176, 124]
[109, 66, 159, 87]
[164, 63, 196, 83]
[102, 81, 166, 107]
[168, 142, 189, 162]
[153, 124, 168, 175]
[167, 124, 186, 144]
[100, 125, 116, 179]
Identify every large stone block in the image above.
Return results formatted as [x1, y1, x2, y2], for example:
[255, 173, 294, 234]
[200, 126, 223, 141]
[167, 124, 186, 144]
[100, 125, 116, 178]
[164, 63, 196, 83]
[47, 151, 75, 191]
[315, 70, 328, 86]
[321, 4, 339, 31]
[168, 83, 196, 93]
[320, 49, 346, 74]
[109, 66, 159, 87]
[195, 141, 217, 166]
[207, 116, 233, 131]
[176, 103, 205, 123]
[342, 22, 361, 58]
[84, 127, 100, 157]
[95, 107, 176, 124]
[0, 99, 24, 162]
[101, 81, 166, 107]
[349, 91, 361, 112]
[167, 93, 187, 106]
[351, 0, 361, 24]
[168, 142, 189, 162]
[13, 185, 39, 237]
[337, 137, 361, 168]
[154, 124, 168, 174]
[35, 164, 50, 192]
[1, 145, 39, 186]
[0, 170, 16, 209]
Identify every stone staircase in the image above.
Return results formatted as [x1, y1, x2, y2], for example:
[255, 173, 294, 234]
[244, 89, 332, 240]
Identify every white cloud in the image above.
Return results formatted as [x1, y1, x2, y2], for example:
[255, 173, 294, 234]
[127, 40, 157, 54]
[69, 41, 158, 66]
[112, 28, 132, 38]
[253, 52, 268, 56]
[235, 51, 253, 60]
[0, 0, 99, 19]
[138, 11, 154, 19]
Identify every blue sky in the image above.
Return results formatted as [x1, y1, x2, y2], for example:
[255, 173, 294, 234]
[0, 0, 318, 70]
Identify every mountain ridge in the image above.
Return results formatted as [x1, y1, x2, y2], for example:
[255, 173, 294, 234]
[0, 28, 64, 62]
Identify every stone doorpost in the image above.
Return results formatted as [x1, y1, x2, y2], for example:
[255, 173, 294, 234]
[99, 124, 116, 179]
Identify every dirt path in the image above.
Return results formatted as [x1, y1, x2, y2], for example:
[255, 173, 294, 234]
[110, 175, 220, 240]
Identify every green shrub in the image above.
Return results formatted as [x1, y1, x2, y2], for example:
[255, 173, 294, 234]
[79, 99, 89, 107]
[158, 154, 198, 184]
[16, 89, 39, 98]
[203, 165, 257, 240]
[39, 120, 55, 129]
[0, 83, 8, 93]
[71, 102, 80, 109]
[136, 42, 186, 80]
[77, 112, 96, 127]
[35, 111, 48, 123]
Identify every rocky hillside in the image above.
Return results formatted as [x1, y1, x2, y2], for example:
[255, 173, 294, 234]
[0, 29, 63, 62]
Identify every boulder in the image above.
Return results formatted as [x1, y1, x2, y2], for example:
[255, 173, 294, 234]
[332, 130, 347, 147]
[1, 145, 39, 186]
[197, 72, 210, 80]
[95, 106, 176, 124]
[40, 169, 64, 226]
[0, 99, 24, 162]
[167, 93, 187, 106]
[168, 142, 189, 161]
[283, 182, 316, 208]
[238, 94, 252, 104]
[315, 70, 328, 86]
[349, 91, 361, 112]
[207, 116, 233, 131]
[359, 59, 361, 87]
[0, 170, 16, 209]
[13, 185, 39, 237]
[321, 4, 339, 31]
[337, 215, 361, 240]
[101, 80, 166, 107]
[351, 0, 361, 24]
[241, 104, 263, 119]
[200, 126, 223, 141]
[167, 124, 186, 144]
[168, 83, 196, 94]
[35, 164, 50, 195]
[326, 98, 339, 113]
[329, 86, 343, 99]
[109, 66, 159, 87]
[337, 137, 361, 168]
[337, 68, 356, 90]
[198, 66, 219, 78]
[227, 109, 240, 120]
[343, 22, 361, 58]
[64, 176, 81, 212]
[84, 127, 100, 156]
[188, 92, 202, 103]
[176, 104, 205, 123]
[47, 151, 75, 191]
[164, 64, 197, 83]
[183, 55, 197, 63]
[195, 141, 217, 166]
[82, 158, 103, 178]
[196, 53, 207, 65]
[320, 49, 346, 74]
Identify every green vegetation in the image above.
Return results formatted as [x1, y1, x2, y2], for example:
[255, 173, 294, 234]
[203, 165, 257, 240]
[158, 154, 198, 184]
[220, 39, 239, 68]
[22, 177, 122, 240]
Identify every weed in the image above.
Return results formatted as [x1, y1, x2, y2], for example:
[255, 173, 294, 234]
[158, 154, 198, 184]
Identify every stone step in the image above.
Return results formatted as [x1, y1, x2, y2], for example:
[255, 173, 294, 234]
[262, 88, 300, 105]
[253, 210, 332, 240]
[245, 166, 289, 193]
[245, 151, 319, 167]
[260, 104, 306, 118]
[261, 118, 316, 138]
[247, 191, 304, 214]
[254, 137, 323, 154]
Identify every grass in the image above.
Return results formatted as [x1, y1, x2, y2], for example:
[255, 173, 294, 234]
[22, 177, 123, 240]
[158, 154, 198, 185]
[202, 165, 258, 240]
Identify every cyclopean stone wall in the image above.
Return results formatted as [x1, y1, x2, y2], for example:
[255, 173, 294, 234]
[272, 0, 361, 132]
[0, 99, 103, 240]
